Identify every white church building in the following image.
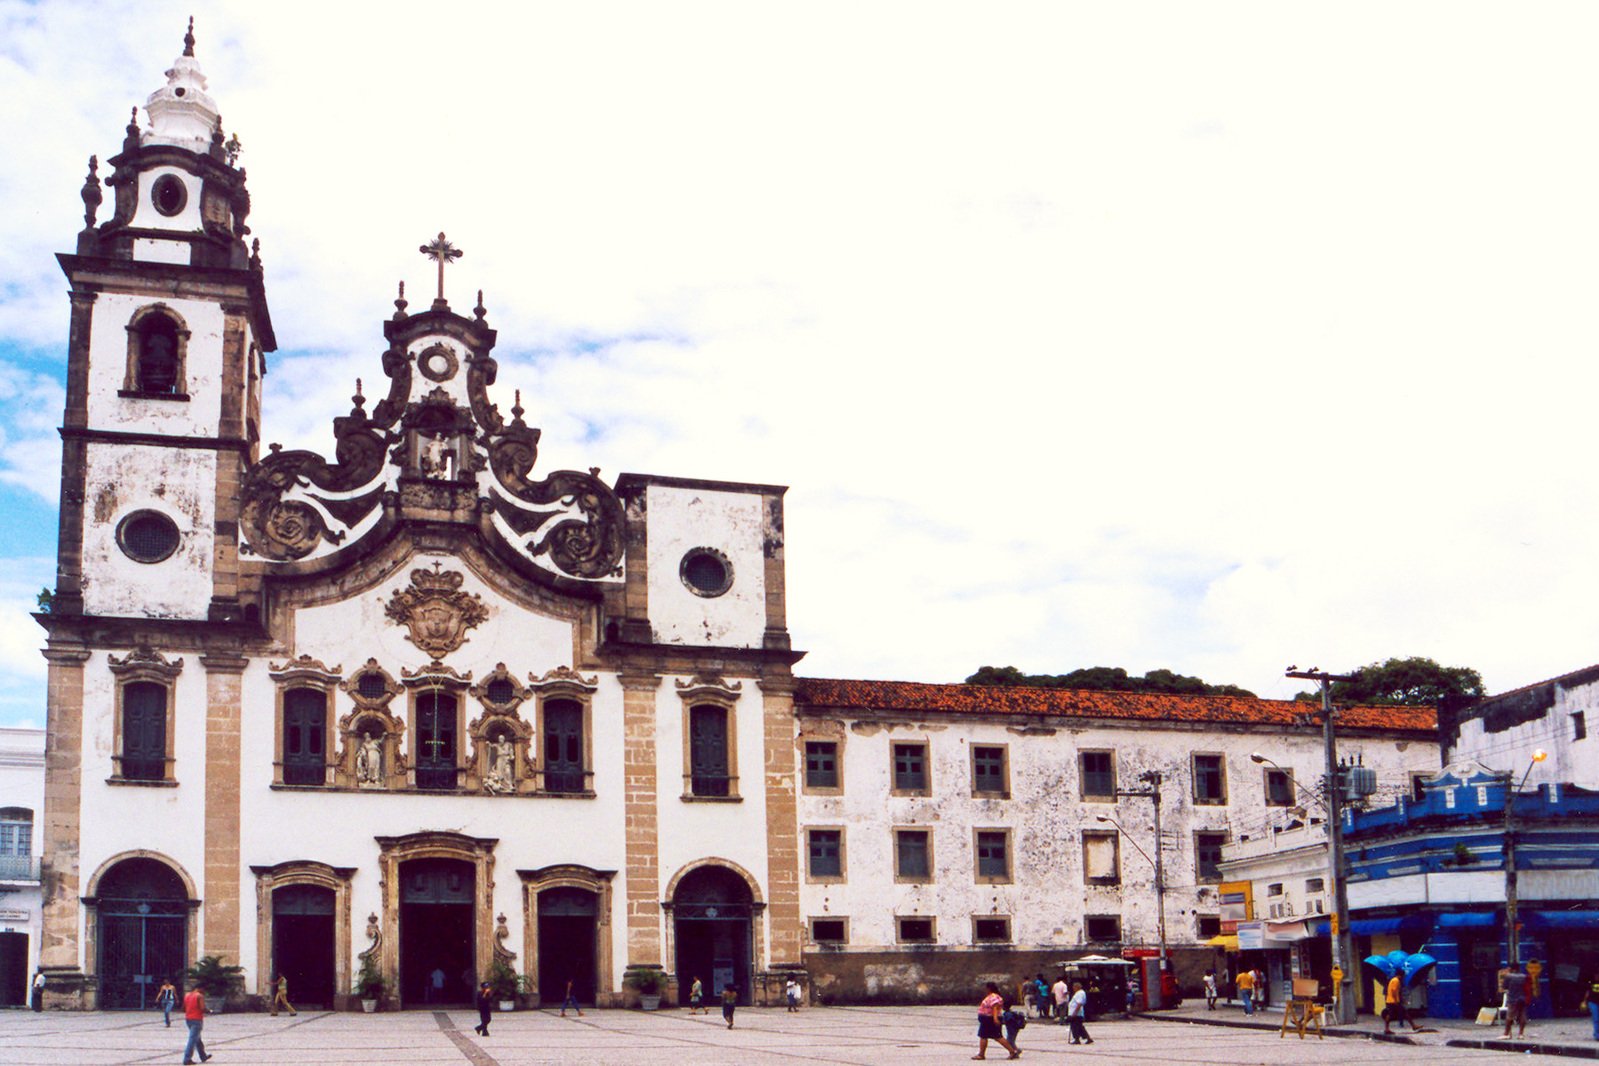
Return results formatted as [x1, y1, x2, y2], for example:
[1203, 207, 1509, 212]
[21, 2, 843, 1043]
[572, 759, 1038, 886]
[35, 26, 1441, 1011]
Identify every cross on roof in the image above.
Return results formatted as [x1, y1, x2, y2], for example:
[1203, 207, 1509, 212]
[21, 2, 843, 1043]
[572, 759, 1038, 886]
[419, 232, 463, 303]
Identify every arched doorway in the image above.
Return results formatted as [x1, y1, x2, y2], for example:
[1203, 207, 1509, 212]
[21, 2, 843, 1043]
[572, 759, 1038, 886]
[96, 857, 189, 1009]
[672, 866, 753, 1004]
[399, 857, 475, 1006]
[537, 887, 597, 1005]
[272, 884, 336, 1008]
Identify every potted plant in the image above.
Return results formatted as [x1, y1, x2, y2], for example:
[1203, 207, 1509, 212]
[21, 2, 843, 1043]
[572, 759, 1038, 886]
[623, 966, 666, 1010]
[487, 957, 519, 1011]
[354, 955, 384, 1012]
[184, 955, 244, 1012]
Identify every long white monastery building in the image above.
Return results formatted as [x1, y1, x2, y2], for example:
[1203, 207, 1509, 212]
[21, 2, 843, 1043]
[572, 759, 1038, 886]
[36, 27, 1441, 1011]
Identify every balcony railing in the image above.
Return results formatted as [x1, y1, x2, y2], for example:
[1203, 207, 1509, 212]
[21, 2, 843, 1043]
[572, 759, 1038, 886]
[0, 854, 40, 881]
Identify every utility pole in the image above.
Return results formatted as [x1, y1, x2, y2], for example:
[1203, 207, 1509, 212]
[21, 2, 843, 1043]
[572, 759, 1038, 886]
[1503, 750, 1547, 969]
[1113, 770, 1167, 999]
[1287, 666, 1357, 1024]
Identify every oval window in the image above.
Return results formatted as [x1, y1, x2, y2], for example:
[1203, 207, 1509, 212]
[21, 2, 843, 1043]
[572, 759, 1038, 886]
[116, 510, 180, 563]
[151, 174, 187, 217]
[679, 547, 733, 598]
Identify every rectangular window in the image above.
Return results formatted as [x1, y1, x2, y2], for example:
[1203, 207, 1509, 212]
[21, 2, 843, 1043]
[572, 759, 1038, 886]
[415, 691, 459, 790]
[1084, 915, 1121, 942]
[1194, 831, 1226, 883]
[0, 818, 31, 857]
[1264, 768, 1294, 807]
[807, 828, 843, 880]
[689, 704, 731, 797]
[892, 742, 929, 793]
[810, 917, 847, 945]
[972, 916, 1012, 943]
[804, 741, 839, 789]
[1080, 750, 1116, 800]
[282, 688, 327, 786]
[1575, 712, 1588, 741]
[1196, 915, 1221, 939]
[897, 916, 935, 942]
[975, 829, 1011, 882]
[1410, 773, 1430, 802]
[543, 699, 586, 792]
[1082, 829, 1120, 885]
[971, 745, 1008, 796]
[1304, 877, 1325, 894]
[894, 829, 932, 881]
[1266, 881, 1284, 897]
[1193, 753, 1227, 805]
[121, 681, 167, 781]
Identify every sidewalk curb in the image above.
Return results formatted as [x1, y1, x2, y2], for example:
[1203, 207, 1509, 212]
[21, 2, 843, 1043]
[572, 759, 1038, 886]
[1138, 1010, 1599, 1060]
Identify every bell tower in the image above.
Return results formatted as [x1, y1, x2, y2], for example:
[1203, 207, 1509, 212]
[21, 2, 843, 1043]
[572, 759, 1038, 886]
[53, 19, 274, 623]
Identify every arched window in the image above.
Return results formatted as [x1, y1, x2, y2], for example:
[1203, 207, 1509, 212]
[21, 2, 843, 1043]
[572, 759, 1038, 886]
[122, 306, 189, 398]
[121, 681, 168, 781]
[282, 688, 328, 786]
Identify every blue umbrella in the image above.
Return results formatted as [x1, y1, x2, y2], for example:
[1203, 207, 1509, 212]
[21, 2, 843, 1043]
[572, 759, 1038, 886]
[1363, 954, 1399, 980]
[1400, 953, 1437, 988]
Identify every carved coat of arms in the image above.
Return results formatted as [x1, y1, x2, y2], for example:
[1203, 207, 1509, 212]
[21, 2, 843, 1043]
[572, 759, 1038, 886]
[383, 564, 490, 659]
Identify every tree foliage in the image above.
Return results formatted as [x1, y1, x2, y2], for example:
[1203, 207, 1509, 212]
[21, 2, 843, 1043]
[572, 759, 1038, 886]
[1295, 656, 1485, 708]
[964, 664, 1255, 698]
[185, 954, 245, 999]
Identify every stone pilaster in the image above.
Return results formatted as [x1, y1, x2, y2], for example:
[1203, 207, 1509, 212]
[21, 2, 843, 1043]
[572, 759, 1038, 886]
[619, 670, 662, 967]
[201, 653, 248, 966]
[758, 675, 802, 967]
[39, 645, 90, 1008]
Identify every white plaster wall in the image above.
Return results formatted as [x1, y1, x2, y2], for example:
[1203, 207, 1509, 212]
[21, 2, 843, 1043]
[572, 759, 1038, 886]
[1450, 679, 1599, 789]
[80, 443, 215, 620]
[0, 729, 45, 988]
[129, 167, 204, 235]
[646, 486, 768, 648]
[798, 716, 1437, 954]
[85, 293, 227, 436]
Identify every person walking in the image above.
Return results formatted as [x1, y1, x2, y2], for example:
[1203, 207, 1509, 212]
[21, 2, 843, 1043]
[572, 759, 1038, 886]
[1500, 962, 1529, 1039]
[1236, 967, 1255, 1015]
[560, 977, 583, 1017]
[181, 981, 211, 1065]
[473, 981, 494, 1036]
[721, 983, 738, 1029]
[1066, 981, 1093, 1046]
[1383, 973, 1417, 1034]
[269, 973, 297, 1017]
[785, 976, 800, 1011]
[156, 978, 177, 1026]
[1203, 969, 1218, 1010]
[1580, 971, 1599, 1041]
[1051, 974, 1070, 1024]
[972, 980, 1020, 1060]
[688, 975, 705, 1014]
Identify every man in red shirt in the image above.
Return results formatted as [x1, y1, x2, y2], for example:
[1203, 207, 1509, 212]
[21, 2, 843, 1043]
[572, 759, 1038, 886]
[182, 983, 212, 1064]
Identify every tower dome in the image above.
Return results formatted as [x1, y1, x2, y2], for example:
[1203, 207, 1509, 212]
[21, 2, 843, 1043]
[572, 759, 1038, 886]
[142, 18, 218, 150]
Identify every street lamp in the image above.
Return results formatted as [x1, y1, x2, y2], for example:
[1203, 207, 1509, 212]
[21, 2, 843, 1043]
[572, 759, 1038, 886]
[1503, 748, 1547, 969]
[1097, 769, 1167, 987]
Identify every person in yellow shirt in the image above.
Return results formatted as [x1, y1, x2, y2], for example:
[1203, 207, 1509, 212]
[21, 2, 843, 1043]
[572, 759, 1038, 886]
[1383, 973, 1416, 1034]
[1236, 968, 1256, 1015]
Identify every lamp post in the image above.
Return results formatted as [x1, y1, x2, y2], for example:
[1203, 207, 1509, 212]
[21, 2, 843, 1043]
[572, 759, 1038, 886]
[1503, 749, 1547, 969]
[1285, 666, 1357, 1024]
[1101, 769, 1167, 986]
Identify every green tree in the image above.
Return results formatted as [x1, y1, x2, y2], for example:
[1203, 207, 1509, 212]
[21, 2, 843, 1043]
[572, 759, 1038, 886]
[185, 955, 245, 999]
[964, 665, 1254, 698]
[1295, 656, 1484, 708]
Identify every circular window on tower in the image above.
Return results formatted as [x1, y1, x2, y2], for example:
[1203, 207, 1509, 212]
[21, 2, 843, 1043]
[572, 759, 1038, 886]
[150, 174, 188, 217]
[116, 510, 181, 564]
[679, 547, 734, 598]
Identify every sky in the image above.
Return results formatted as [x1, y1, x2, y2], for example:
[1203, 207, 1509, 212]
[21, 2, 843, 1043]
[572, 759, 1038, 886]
[2, 1, 1599, 729]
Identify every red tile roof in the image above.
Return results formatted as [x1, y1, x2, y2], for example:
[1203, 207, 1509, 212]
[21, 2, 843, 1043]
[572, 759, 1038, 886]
[793, 677, 1436, 733]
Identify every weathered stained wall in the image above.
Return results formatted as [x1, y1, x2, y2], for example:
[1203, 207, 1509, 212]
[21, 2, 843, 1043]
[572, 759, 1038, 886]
[1446, 669, 1599, 789]
[645, 484, 769, 648]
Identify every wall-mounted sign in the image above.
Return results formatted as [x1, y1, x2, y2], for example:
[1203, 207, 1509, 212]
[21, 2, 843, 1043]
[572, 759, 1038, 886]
[0, 909, 31, 921]
[1237, 921, 1265, 951]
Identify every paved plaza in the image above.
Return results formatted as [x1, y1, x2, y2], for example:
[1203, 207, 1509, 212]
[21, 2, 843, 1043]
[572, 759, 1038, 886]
[1, 1004, 1590, 1066]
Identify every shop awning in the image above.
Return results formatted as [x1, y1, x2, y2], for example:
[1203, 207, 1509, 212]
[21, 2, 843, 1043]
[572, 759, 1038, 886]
[1312, 914, 1432, 937]
[1436, 912, 1497, 928]
[1526, 911, 1599, 931]
[1205, 934, 1239, 950]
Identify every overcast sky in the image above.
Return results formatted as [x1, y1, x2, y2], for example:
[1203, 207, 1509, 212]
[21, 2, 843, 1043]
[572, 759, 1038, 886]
[1, 1, 1597, 729]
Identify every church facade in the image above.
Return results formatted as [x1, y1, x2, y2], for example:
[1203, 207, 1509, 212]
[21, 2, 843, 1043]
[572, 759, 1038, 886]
[34, 29, 1442, 1012]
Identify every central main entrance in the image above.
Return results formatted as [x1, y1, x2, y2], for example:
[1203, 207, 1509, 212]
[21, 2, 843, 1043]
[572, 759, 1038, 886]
[399, 858, 475, 1006]
[537, 887, 597, 1005]
[672, 866, 753, 1004]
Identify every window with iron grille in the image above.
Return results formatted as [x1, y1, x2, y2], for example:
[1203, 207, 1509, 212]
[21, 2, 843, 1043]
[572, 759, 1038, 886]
[972, 745, 1007, 796]
[1193, 753, 1226, 805]
[1080, 750, 1116, 799]
[976, 829, 1011, 881]
[543, 698, 585, 793]
[282, 688, 327, 786]
[892, 742, 928, 793]
[805, 740, 839, 789]
[120, 681, 167, 780]
[807, 829, 843, 879]
[1194, 831, 1226, 883]
[689, 704, 731, 797]
[895, 829, 932, 880]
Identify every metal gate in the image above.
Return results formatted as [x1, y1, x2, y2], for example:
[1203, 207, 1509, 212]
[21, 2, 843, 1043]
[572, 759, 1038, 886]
[99, 905, 187, 1010]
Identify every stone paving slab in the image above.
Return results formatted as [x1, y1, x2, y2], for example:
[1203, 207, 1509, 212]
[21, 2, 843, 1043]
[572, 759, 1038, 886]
[0, 1005, 1564, 1065]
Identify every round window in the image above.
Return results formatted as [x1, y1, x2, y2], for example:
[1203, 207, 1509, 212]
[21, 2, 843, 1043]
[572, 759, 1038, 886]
[151, 174, 187, 217]
[679, 547, 733, 597]
[116, 510, 180, 563]
[416, 343, 459, 383]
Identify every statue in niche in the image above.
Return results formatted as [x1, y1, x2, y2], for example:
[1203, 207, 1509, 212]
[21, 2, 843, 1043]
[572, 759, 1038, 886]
[356, 731, 384, 787]
[420, 434, 454, 480]
[483, 734, 515, 794]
